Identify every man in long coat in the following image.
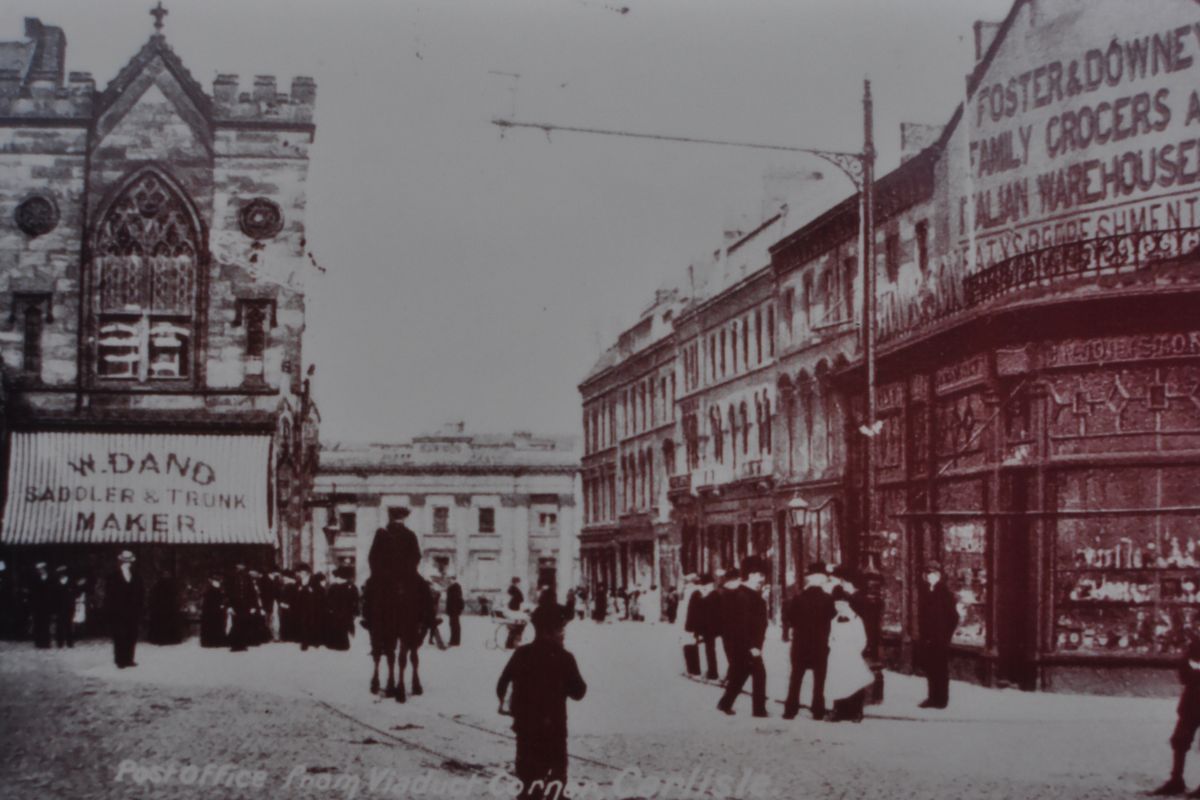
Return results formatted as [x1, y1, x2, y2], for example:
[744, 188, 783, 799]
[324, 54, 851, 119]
[369, 511, 421, 583]
[105, 551, 144, 668]
[53, 566, 76, 648]
[716, 557, 769, 717]
[917, 561, 959, 709]
[445, 575, 465, 647]
[714, 569, 741, 681]
[29, 562, 53, 648]
[293, 564, 323, 651]
[685, 574, 720, 680]
[783, 563, 836, 720]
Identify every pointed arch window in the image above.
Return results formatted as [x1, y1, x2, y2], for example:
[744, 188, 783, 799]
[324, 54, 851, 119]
[94, 171, 201, 381]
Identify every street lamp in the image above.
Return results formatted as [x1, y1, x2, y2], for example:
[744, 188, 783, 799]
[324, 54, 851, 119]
[491, 76, 881, 640]
[787, 496, 810, 529]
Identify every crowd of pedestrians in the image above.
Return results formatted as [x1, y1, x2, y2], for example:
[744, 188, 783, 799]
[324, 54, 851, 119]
[675, 558, 960, 720]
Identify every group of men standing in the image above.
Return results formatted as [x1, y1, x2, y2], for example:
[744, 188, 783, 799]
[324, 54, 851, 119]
[199, 562, 359, 652]
[13, 560, 89, 649]
[682, 556, 772, 717]
[683, 558, 961, 719]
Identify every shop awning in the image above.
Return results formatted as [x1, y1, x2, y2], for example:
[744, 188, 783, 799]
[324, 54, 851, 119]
[1, 432, 273, 546]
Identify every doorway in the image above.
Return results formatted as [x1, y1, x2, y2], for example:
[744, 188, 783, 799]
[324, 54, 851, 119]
[996, 473, 1035, 689]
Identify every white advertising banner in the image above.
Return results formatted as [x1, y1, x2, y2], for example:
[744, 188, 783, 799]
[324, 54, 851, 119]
[1, 432, 273, 546]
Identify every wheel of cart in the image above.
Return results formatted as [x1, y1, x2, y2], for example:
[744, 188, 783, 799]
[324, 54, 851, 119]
[486, 609, 527, 650]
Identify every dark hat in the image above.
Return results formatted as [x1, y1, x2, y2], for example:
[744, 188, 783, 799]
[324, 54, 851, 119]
[390, 507, 411, 520]
[925, 561, 944, 575]
[698, 573, 714, 585]
[531, 603, 566, 635]
[806, 561, 827, 576]
[740, 555, 767, 580]
[295, 562, 311, 573]
[333, 565, 353, 580]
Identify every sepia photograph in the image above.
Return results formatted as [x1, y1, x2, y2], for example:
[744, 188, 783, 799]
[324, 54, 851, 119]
[0, 0, 1198, 798]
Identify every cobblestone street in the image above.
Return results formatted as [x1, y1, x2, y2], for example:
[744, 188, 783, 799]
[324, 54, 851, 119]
[0, 617, 1185, 799]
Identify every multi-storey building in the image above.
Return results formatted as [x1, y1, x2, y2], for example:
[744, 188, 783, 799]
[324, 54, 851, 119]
[582, 0, 1200, 691]
[672, 213, 786, 613]
[313, 424, 578, 609]
[0, 16, 322, 617]
[580, 289, 682, 596]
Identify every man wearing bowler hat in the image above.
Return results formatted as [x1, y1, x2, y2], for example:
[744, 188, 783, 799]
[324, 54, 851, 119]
[783, 561, 835, 720]
[716, 557, 770, 717]
[917, 561, 959, 709]
[105, 551, 144, 668]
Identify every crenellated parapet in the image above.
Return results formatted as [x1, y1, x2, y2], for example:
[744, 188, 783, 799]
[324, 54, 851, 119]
[0, 19, 93, 119]
[211, 74, 315, 125]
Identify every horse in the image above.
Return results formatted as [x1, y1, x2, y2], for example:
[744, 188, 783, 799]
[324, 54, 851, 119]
[362, 573, 433, 703]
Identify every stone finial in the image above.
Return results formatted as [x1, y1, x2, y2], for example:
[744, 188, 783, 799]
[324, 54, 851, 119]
[253, 75, 277, 103]
[151, 2, 168, 33]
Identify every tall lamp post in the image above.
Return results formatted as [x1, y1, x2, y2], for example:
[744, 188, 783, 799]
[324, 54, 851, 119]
[492, 76, 881, 642]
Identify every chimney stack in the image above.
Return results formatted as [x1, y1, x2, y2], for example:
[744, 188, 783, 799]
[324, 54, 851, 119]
[974, 20, 1002, 62]
[252, 75, 277, 103]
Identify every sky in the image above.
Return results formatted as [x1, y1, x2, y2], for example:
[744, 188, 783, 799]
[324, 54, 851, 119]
[4, 0, 1015, 443]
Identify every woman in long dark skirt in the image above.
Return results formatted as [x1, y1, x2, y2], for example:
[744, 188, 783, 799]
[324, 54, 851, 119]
[199, 576, 226, 648]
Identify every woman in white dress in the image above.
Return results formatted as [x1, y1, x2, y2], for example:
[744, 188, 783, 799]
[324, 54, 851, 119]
[824, 589, 873, 722]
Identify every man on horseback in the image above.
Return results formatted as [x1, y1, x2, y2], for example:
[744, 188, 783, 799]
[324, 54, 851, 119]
[369, 511, 421, 583]
[362, 510, 434, 702]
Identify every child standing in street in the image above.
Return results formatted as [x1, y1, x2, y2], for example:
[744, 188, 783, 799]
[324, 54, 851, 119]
[1152, 638, 1200, 795]
[497, 603, 587, 800]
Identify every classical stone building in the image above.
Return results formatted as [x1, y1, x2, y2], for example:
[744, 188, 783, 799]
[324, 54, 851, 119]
[582, 0, 1200, 691]
[314, 425, 579, 609]
[0, 15, 321, 623]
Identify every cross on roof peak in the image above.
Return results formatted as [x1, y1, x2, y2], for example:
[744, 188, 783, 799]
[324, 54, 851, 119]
[150, 2, 168, 33]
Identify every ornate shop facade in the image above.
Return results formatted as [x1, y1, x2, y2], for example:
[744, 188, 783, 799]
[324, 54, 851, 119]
[0, 16, 321, 616]
[581, 0, 1200, 690]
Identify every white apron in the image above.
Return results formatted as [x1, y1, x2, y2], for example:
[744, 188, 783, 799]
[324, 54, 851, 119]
[825, 613, 873, 701]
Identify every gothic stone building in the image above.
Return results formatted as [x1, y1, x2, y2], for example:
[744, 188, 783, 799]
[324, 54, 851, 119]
[0, 17, 321, 626]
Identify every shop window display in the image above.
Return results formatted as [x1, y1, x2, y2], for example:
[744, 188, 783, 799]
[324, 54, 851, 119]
[1055, 465, 1200, 656]
[944, 521, 987, 646]
[1055, 515, 1200, 655]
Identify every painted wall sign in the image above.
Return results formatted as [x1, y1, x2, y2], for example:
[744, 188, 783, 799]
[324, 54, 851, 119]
[1044, 331, 1200, 367]
[935, 353, 989, 395]
[964, 5, 1200, 267]
[0, 432, 272, 545]
[880, 2, 1200, 345]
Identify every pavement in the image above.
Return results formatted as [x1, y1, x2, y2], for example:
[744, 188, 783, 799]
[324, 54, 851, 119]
[0, 616, 1188, 800]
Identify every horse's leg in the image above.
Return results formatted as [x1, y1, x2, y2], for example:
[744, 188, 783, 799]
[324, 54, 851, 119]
[370, 653, 380, 694]
[395, 641, 407, 703]
[410, 643, 423, 696]
[384, 646, 396, 697]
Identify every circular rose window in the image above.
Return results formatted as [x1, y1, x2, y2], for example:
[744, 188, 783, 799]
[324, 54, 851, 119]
[238, 198, 284, 240]
[15, 194, 59, 237]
